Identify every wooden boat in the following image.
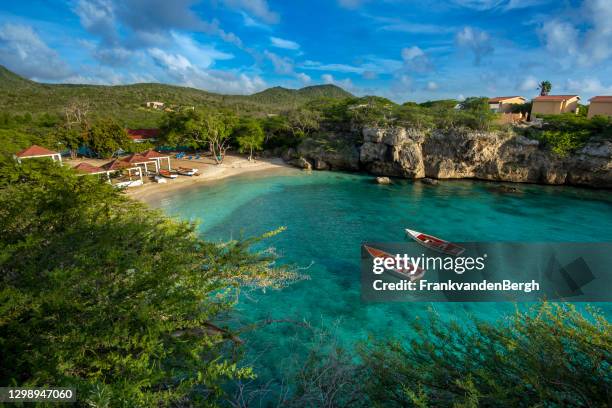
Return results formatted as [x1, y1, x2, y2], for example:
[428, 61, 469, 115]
[159, 169, 178, 179]
[176, 167, 198, 176]
[363, 244, 425, 281]
[405, 228, 465, 256]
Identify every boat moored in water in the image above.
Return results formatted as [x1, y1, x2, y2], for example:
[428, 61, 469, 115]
[363, 244, 425, 281]
[405, 228, 465, 256]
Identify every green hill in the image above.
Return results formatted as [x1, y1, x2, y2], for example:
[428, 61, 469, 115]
[0, 66, 353, 127]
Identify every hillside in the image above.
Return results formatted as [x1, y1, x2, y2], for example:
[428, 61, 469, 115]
[0, 66, 353, 127]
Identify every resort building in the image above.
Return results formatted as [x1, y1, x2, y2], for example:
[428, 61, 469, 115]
[587, 96, 612, 119]
[73, 162, 112, 182]
[121, 153, 159, 174]
[531, 95, 580, 116]
[102, 159, 144, 188]
[145, 101, 164, 109]
[14, 145, 62, 164]
[127, 129, 159, 143]
[488, 96, 526, 113]
[142, 149, 172, 170]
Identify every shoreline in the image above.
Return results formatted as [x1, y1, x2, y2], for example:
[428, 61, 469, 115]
[124, 154, 296, 204]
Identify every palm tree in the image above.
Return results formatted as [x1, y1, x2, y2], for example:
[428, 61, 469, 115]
[538, 80, 552, 96]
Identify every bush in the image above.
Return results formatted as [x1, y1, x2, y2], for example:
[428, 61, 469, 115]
[360, 303, 611, 407]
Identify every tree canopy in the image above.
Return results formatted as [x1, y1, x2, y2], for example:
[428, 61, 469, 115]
[0, 160, 299, 406]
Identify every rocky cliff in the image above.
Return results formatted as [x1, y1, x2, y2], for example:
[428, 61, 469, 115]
[284, 127, 612, 188]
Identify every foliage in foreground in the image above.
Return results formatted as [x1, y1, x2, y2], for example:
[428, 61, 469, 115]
[0, 161, 299, 406]
[359, 303, 611, 407]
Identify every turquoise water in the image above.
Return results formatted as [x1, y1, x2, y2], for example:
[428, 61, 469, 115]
[156, 169, 612, 384]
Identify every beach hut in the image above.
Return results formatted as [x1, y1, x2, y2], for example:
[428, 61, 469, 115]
[73, 162, 113, 183]
[14, 145, 62, 164]
[102, 159, 144, 187]
[142, 149, 172, 171]
[121, 153, 159, 175]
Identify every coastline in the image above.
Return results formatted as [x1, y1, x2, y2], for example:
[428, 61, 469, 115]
[124, 154, 296, 204]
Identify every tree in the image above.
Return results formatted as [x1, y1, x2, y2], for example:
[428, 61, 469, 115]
[84, 119, 131, 158]
[202, 111, 237, 164]
[159, 109, 237, 163]
[285, 108, 321, 139]
[0, 160, 299, 406]
[360, 303, 611, 407]
[235, 119, 265, 161]
[538, 80, 552, 96]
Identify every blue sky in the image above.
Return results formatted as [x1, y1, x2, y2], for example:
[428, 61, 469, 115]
[1, 0, 611, 102]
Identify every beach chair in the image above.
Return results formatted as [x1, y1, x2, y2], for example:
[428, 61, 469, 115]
[195, 154, 201, 160]
[187, 156, 193, 160]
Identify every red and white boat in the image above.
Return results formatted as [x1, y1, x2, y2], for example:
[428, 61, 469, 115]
[363, 244, 425, 281]
[159, 169, 178, 179]
[405, 229, 465, 256]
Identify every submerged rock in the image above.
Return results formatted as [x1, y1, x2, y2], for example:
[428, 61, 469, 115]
[421, 177, 439, 185]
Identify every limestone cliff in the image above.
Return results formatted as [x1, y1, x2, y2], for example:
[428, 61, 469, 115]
[284, 127, 612, 188]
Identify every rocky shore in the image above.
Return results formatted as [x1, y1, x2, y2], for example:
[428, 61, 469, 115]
[281, 127, 612, 188]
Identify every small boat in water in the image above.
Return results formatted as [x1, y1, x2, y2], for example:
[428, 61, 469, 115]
[405, 229, 465, 256]
[159, 169, 178, 179]
[177, 167, 198, 176]
[363, 244, 425, 281]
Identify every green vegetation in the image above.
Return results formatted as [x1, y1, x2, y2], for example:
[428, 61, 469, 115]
[538, 80, 552, 96]
[288, 303, 611, 408]
[0, 159, 299, 406]
[235, 118, 265, 160]
[524, 113, 612, 156]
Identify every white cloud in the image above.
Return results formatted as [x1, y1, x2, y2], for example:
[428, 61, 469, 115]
[148, 47, 265, 94]
[426, 81, 439, 91]
[401, 46, 433, 72]
[296, 72, 311, 84]
[380, 22, 455, 34]
[456, 26, 494, 65]
[270, 36, 300, 50]
[0, 23, 71, 80]
[565, 78, 612, 95]
[264, 50, 294, 74]
[517, 75, 538, 92]
[321, 73, 357, 93]
[221, 0, 279, 24]
[452, 0, 550, 11]
[538, 0, 612, 67]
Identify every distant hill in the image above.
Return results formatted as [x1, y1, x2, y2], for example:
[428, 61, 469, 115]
[250, 85, 353, 105]
[0, 66, 353, 127]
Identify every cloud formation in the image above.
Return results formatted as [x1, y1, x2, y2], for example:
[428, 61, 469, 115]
[0, 23, 71, 80]
[270, 37, 300, 50]
[456, 26, 493, 65]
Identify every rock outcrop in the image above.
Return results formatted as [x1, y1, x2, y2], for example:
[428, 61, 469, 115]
[284, 126, 612, 188]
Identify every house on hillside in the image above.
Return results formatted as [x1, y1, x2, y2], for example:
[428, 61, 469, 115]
[531, 95, 580, 116]
[127, 129, 159, 143]
[587, 96, 612, 119]
[145, 101, 165, 109]
[488, 96, 526, 113]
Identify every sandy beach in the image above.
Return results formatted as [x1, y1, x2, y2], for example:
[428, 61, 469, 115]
[65, 153, 297, 204]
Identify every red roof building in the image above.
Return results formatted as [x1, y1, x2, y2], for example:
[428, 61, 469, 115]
[102, 159, 130, 171]
[14, 145, 62, 164]
[588, 96, 612, 119]
[127, 129, 159, 142]
[532, 95, 579, 102]
[73, 162, 106, 174]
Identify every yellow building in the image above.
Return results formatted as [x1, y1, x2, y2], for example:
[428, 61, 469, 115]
[488, 96, 526, 113]
[531, 95, 580, 116]
[587, 96, 612, 119]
